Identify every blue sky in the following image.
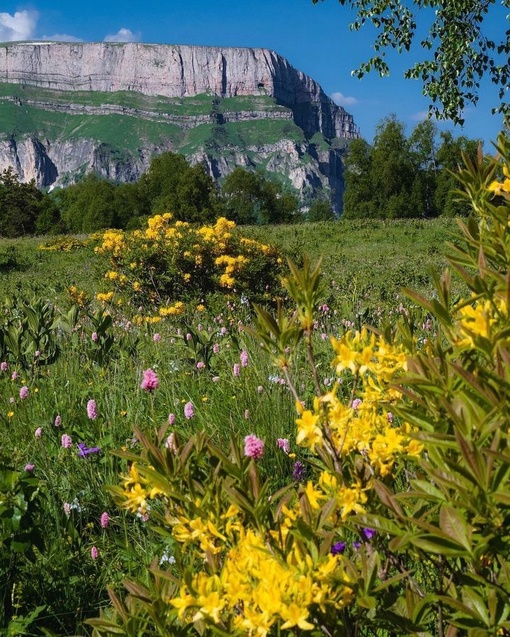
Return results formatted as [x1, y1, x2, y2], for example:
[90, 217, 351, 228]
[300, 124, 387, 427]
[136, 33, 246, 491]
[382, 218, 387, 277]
[0, 0, 507, 148]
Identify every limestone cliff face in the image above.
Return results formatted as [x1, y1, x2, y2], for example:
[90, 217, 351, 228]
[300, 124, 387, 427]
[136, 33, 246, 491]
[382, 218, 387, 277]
[0, 42, 359, 212]
[0, 42, 357, 138]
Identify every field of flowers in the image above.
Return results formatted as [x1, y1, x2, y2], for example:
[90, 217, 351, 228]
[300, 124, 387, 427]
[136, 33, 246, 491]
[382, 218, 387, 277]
[2, 135, 510, 637]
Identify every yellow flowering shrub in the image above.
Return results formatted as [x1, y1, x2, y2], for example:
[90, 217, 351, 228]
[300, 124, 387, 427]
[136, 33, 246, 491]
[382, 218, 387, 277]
[94, 213, 284, 313]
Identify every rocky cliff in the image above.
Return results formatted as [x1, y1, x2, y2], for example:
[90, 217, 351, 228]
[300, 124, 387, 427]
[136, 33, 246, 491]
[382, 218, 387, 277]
[0, 42, 359, 211]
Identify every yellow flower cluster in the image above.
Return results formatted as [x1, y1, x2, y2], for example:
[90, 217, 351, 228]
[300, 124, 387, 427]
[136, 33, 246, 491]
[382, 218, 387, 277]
[296, 328, 421, 476]
[455, 297, 507, 348]
[488, 165, 510, 199]
[68, 285, 89, 307]
[170, 528, 353, 635]
[159, 301, 185, 317]
[95, 229, 126, 257]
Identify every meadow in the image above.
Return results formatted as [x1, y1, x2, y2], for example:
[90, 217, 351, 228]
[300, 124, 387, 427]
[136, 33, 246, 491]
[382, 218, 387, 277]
[0, 182, 508, 637]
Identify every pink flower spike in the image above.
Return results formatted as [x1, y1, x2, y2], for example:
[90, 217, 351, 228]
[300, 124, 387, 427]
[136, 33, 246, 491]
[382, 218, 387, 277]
[168, 413, 176, 425]
[277, 438, 290, 454]
[240, 350, 249, 367]
[11, 371, 18, 380]
[141, 368, 159, 392]
[91, 332, 98, 342]
[24, 463, 35, 472]
[34, 427, 42, 438]
[233, 363, 240, 377]
[184, 401, 194, 419]
[87, 399, 97, 420]
[0, 361, 7, 371]
[19, 386, 29, 400]
[90, 546, 99, 560]
[61, 434, 73, 448]
[100, 512, 110, 528]
[54, 414, 62, 427]
[244, 434, 264, 459]
[153, 333, 161, 342]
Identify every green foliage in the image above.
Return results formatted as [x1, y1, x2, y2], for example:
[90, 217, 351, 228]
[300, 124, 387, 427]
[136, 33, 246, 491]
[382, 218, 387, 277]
[343, 116, 481, 219]
[314, 0, 510, 123]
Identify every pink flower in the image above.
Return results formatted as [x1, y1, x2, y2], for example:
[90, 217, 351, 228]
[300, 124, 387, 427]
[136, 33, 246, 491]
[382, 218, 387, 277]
[61, 434, 73, 448]
[24, 463, 35, 472]
[11, 371, 18, 380]
[240, 350, 249, 367]
[352, 398, 362, 410]
[90, 546, 99, 560]
[141, 368, 159, 392]
[233, 363, 240, 377]
[168, 413, 176, 425]
[213, 343, 220, 354]
[196, 361, 205, 370]
[63, 502, 71, 517]
[35, 350, 40, 357]
[165, 433, 178, 453]
[19, 386, 29, 399]
[54, 415, 61, 427]
[87, 399, 97, 420]
[153, 333, 161, 342]
[34, 427, 42, 438]
[91, 332, 98, 342]
[0, 361, 7, 371]
[277, 438, 290, 454]
[184, 401, 194, 419]
[244, 434, 264, 459]
[387, 412, 393, 423]
[100, 512, 110, 528]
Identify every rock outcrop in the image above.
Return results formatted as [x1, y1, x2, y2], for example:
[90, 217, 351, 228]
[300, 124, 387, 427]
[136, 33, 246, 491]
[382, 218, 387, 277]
[0, 42, 359, 211]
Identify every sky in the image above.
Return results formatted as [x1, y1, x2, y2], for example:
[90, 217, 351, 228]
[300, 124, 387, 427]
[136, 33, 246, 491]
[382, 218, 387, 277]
[0, 0, 507, 149]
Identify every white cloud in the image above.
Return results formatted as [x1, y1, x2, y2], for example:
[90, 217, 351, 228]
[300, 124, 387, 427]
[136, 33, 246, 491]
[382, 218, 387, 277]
[331, 91, 359, 107]
[104, 28, 140, 43]
[42, 33, 83, 42]
[0, 10, 38, 41]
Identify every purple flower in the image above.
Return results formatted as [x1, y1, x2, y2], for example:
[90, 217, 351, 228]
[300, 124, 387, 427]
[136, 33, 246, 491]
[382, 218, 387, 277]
[244, 434, 264, 459]
[91, 331, 98, 342]
[233, 363, 240, 377]
[0, 361, 7, 372]
[362, 528, 376, 540]
[54, 414, 62, 427]
[61, 434, 73, 448]
[292, 461, 306, 482]
[77, 442, 101, 458]
[184, 401, 195, 419]
[100, 512, 110, 528]
[24, 463, 35, 472]
[277, 438, 290, 454]
[141, 368, 159, 392]
[87, 399, 97, 420]
[353, 541, 361, 550]
[19, 385, 29, 400]
[153, 333, 161, 342]
[240, 350, 249, 367]
[90, 546, 99, 560]
[168, 413, 176, 425]
[331, 541, 346, 555]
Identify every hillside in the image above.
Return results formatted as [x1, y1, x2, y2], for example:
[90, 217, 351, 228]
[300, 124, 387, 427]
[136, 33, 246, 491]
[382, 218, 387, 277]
[0, 42, 358, 211]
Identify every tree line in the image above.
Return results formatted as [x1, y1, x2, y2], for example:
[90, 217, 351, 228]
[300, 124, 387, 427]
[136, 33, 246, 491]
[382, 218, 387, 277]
[0, 116, 481, 237]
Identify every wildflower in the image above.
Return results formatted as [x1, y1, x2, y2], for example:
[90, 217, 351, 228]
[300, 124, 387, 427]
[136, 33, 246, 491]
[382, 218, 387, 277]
[63, 502, 71, 517]
[387, 412, 393, 423]
[257, 385, 264, 394]
[87, 399, 97, 420]
[277, 438, 290, 454]
[153, 333, 161, 342]
[0, 362, 7, 371]
[34, 427, 42, 438]
[141, 368, 159, 392]
[331, 541, 346, 555]
[77, 442, 101, 458]
[233, 363, 240, 377]
[24, 463, 35, 472]
[292, 461, 306, 482]
[244, 434, 264, 459]
[184, 401, 195, 419]
[7, 411, 14, 418]
[91, 332, 98, 342]
[362, 528, 376, 540]
[100, 512, 110, 528]
[213, 343, 220, 354]
[244, 409, 250, 419]
[61, 434, 73, 448]
[90, 546, 99, 560]
[11, 371, 18, 380]
[54, 414, 61, 427]
[212, 376, 220, 382]
[196, 361, 205, 370]
[19, 386, 29, 400]
[168, 413, 176, 425]
[165, 433, 178, 453]
[352, 398, 362, 410]
[353, 541, 361, 550]
[240, 349, 249, 367]
[159, 548, 176, 566]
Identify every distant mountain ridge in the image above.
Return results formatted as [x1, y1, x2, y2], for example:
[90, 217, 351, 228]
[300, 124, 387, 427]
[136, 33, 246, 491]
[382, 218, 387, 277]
[0, 42, 359, 211]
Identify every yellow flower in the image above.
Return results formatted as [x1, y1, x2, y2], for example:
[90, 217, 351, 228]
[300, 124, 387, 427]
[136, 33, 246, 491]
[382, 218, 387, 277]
[296, 409, 323, 451]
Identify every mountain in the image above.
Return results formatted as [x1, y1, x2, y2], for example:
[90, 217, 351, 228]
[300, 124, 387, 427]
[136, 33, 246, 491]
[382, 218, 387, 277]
[0, 42, 359, 211]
